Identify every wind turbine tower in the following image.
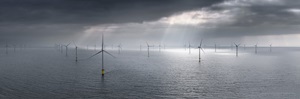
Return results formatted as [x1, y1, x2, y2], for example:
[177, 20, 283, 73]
[88, 33, 115, 76]
[234, 43, 241, 57]
[198, 40, 205, 62]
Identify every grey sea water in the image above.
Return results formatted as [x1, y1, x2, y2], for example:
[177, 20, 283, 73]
[0, 47, 299, 99]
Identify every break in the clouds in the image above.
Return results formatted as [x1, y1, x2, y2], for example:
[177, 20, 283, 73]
[1, 0, 300, 46]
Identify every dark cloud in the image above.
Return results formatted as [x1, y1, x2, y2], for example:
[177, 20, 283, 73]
[0, 0, 224, 25]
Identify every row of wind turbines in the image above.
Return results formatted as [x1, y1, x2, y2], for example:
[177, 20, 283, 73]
[55, 33, 273, 76]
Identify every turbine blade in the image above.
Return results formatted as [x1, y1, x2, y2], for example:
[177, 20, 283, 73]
[201, 48, 205, 53]
[72, 41, 77, 47]
[200, 39, 203, 47]
[103, 50, 116, 58]
[88, 50, 103, 59]
[66, 43, 71, 46]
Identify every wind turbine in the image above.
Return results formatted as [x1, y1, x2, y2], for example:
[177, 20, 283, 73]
[146, 42, 153, 57]
[269, 44, 272, 52]
[198, 39, 205, 62]
[88, 33, 115, 76]
[73, 41, 78, 62]
[94, 45, 97, 51]
[214, 42, 217, 52]
[117, 43, 122, 54]
[254, 43, 258, 54]
[234, 43, 241, 57]
[64, 43, 71, 56]
[244, 44, 246, 50]
[158, 43, 161, 52]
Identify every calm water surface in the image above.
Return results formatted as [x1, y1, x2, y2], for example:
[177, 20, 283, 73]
[0, 47, 299, 98]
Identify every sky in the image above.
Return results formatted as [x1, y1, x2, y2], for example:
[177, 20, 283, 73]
[1, 0, 300, 47]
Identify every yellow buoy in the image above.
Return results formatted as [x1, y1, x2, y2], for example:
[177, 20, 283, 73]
[102, 69, 105, 76]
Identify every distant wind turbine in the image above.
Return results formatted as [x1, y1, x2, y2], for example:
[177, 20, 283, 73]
[198, 39, 205, 62]
[146, 42, 153, 57]
[73, 41, 78, 62]
[87, 33, 115, 76]
[255, 43, 258, 54]
[234, 43, 241, 57]
[117, 43, 122, 54]
[158, 43, 161, 52]
[214, 42, 217, 52]
[64, 43, 71, 56]
[270, 44, 272, 52]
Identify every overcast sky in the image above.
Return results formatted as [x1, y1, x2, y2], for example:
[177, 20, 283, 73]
[1, 0, 300, 47]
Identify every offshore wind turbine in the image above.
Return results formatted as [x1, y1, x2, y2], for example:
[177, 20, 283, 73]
[117, 43, 122, 54]
[73, 41, 78, 62]
[94, 45, 97, 51]
[146, 42, 154, 57]
[88, 33, 115, 76]
[269, 44, 272, 52]
[158, 43, 161, 52]
[198, 39, 205, 62]
[214, 42, 217, 52]
[244, 44, 246, 50]
[234, 43, 241, 57]
[64, 43, 71, 56]
[254, 43, 258, 54]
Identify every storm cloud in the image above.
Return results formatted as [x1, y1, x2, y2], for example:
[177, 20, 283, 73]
[1, 0, 300, 46]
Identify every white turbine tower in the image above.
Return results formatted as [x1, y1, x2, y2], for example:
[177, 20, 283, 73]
[270, 44, 272, 52]
[88, 33, 115, 76]
[146, 42, 153, 57]
[73, 41, 78, 62]
[158, 43, 161, 52]
[234, 43, 241, 57]
[118, 43, 122, 54]
[198, 39, 205, 62]
[214, 42, 217, 52]
[255, 43, 258, 54]
[64, 43, 71, 56]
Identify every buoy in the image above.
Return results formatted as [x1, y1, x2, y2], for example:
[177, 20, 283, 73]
[102, 69, 105, 76]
